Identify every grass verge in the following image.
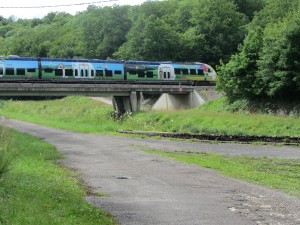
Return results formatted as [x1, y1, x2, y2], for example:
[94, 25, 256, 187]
[0, 96, 300, 136]
[0, 126, 116, 225]
[145, 150, 300, 197]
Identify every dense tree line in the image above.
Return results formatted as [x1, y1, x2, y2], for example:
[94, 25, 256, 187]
[3, 0, 299, 103]
[0, 0, 263, 65]
[217, 0, 300, 102]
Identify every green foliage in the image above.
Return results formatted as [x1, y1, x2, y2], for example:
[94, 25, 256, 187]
[0, 129, 116, 224]
[115, 14, 181, 60]
[256, 14, 300, 98]
[217, 28, 264, 100]
[233, 0, 265, 20]
[218, 0, 300, 102]
[146, 150, 300, 196]
[0, 126, 13, 177]
[82, 5, 132, 59]
[0, 0, 252, 65]
[1, 96, 300, 137]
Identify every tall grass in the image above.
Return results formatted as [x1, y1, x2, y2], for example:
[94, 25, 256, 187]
[0, 126, 13, 177]
[0, 96, 300, 136]
[0, 128, 116, 225]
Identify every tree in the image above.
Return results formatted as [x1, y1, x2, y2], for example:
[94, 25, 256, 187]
[233, 0, 265, 20]
[187, 0, 247, 65]
[81, 5, 131, 59]
[217, 0, 300, 102]
[114, 14, 181, 61]
[217, 28, 264, 101]
[256, 13, 300, 99]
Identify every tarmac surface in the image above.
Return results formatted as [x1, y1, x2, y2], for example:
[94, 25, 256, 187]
[2, 117, 300, 225]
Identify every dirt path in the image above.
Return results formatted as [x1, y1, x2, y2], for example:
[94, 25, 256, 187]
[2, 118, 300, 225]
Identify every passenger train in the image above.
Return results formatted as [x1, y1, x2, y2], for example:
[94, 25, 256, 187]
[0, 56, 216, 82]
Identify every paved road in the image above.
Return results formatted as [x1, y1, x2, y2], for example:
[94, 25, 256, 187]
[2, 118, 300, 225]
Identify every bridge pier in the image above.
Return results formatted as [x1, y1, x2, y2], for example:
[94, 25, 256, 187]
[113, 90, 205, 115]
[152, 90, 205, 111]
[112, 91, 142, 116]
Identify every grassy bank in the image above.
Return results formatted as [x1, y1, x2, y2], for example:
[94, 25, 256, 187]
[0, 96, 300, 136]
[145, 150, 300, 196]
[0, 126, 116, 225]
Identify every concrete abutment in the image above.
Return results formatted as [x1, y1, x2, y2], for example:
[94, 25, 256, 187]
[112, 90, 205, 115]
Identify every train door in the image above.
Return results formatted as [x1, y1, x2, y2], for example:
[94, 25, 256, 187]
[0, 63, 3, 77]
[79, 64, 90, 78]
[158, 64, 175, 80]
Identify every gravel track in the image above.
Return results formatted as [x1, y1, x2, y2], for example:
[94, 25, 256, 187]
[2, 117, 300, 225]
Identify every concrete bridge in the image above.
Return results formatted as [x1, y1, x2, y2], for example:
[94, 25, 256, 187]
[0, 82, 214, 115]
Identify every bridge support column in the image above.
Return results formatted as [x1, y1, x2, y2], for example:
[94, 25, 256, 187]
[152, 90, 205, 111]
[112, 91, 142, 116]
[130, 91, 142, 112]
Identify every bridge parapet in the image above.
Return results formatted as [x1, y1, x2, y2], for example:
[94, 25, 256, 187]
[0, 82, 193, 96]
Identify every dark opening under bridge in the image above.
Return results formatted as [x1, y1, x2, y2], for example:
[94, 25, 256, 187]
[0, 80, 215, 115]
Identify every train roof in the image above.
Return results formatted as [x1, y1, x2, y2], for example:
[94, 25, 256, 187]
[124, 60, 160, 65]
[3, 56, 209, 66]
[5, 56, 124, 64]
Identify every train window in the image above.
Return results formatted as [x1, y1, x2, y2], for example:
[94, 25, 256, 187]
[163, 72, 166, 79]
[138, 71, 144, 78]
[105, 70, 113, 77]
[146, 71, 153, 78]
[80, 69, 84, 77]
[6, 68, 14, 75]
[17, 68, 26, 75]
[128, 69, 136, 75]
[55, 69, 63, 76]
[174, 68, 181, 74]
[75, 69, 78, 77]
[208, 68, 211, 72]
[27, 68, 36, 73]
[91, 70, 94, 77]
[85, 69, 89, 77]
[0, 68, 3, 75]
[114, 70, 122, 75]
[190, 69, 196, 75]
[65, 69, 73, 76]
[182, 69, 188, 74]
[44, 68, 53, 73]
[96, 70, 103, 77]
[198, 69, 204, 75]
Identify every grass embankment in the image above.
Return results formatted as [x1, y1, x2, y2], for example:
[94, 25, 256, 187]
[0, 126, 116, 225]
[145, 150, 300, 196]
[0, 96, 300, 136]
[0, 96, 299, 205]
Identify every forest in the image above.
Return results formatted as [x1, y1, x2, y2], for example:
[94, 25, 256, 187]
[0, 0, 299, 103]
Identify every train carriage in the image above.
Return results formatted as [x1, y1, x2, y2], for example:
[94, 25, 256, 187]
[124, 61, 160, 80]
[0, 55, 216, 82]
[0, 56, 39, 79]
[40, 58, 124, 80]
[171, 62, 216, 81]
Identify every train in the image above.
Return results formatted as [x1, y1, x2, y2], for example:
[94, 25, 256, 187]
[0, 55, 216, 82]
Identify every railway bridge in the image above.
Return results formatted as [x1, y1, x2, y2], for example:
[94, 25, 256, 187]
[0, 80, 215, 115]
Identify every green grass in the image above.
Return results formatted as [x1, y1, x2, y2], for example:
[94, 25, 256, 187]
[0, 126, 13, 177]
[0, 126, 116, 225]
[0, 96, 300, 136]
[145, 150, 300, 196]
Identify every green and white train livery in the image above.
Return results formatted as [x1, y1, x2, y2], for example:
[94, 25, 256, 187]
[0, 56, 216, 81]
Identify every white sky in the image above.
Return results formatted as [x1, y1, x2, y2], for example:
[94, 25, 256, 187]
[0, 0, 147, 19]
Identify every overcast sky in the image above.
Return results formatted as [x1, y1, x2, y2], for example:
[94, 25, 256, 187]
[0, 0, 147, 19]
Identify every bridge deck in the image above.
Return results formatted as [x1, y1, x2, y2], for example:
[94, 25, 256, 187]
[0, 82, 199, 96]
